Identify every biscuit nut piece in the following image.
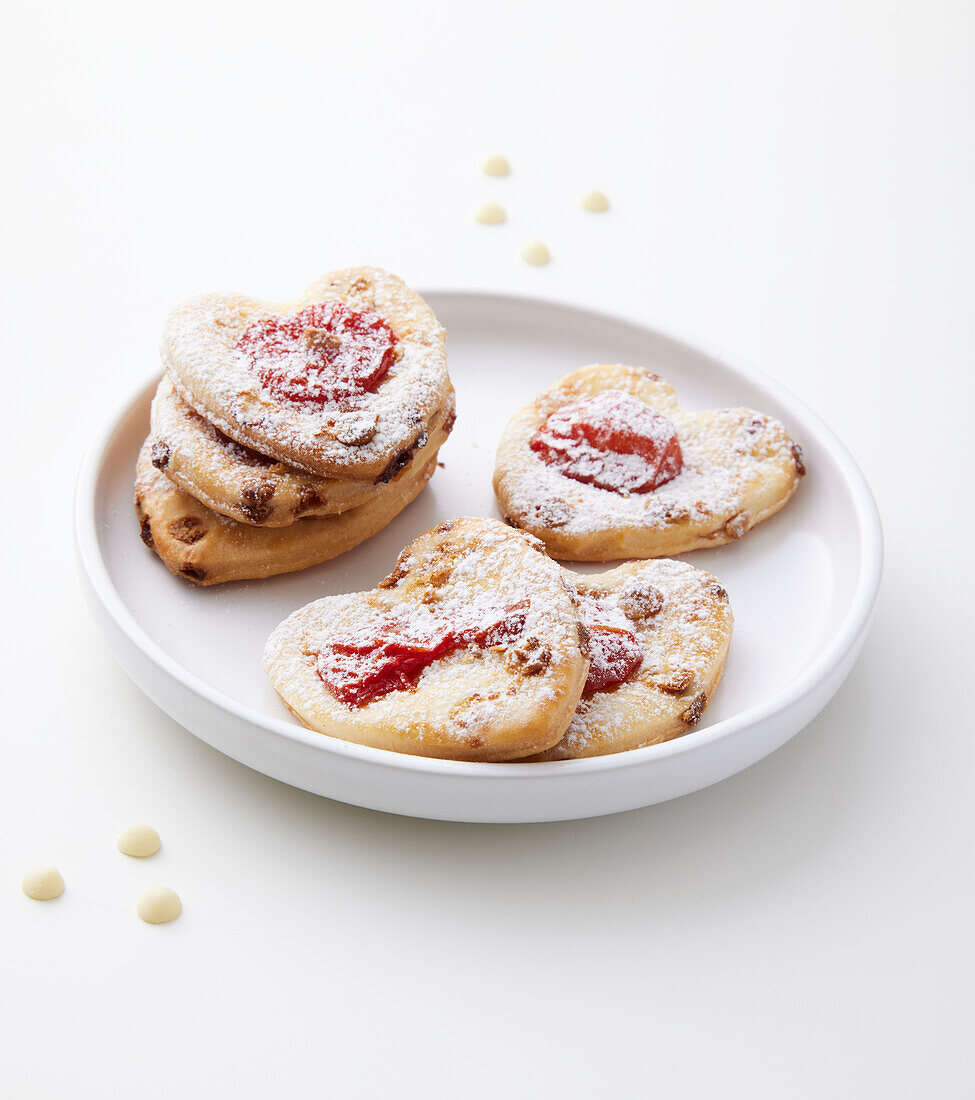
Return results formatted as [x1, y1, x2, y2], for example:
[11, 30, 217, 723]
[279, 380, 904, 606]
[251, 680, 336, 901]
[659, 669, 695, 695]
[791, 442, 806, 477]
[303, 327, 341, 354]
[168, 516, 206, 544]
[296, 488, 324, 516]
[335, 411, 379, 447]
[681, 691, 709, 725]
[150, 440, 171, 470]
[619, 581, 664, 620]
[535, 499, 572, 528]
[504, 635, 553, 676]
[724, 511, 752, 539]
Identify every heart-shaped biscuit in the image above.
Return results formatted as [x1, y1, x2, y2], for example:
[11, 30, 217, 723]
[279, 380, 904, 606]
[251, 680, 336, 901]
[134, 414, 446, 585]
[149, 373, 456, 527]
[494, 364, 805, 560]
[162, 266, 449, 481]
[529, 559, 734, 759]
[264, 518, 590, 761]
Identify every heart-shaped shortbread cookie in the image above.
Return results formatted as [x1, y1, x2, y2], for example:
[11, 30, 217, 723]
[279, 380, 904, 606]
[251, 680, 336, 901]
[494, 364, 805, 560]
[529, 559, 734, 759]
[162, 267, 449, 481]
[134, 414, 446, 585]
[149, 373, 456, 527]
[264, 518, 590, 761]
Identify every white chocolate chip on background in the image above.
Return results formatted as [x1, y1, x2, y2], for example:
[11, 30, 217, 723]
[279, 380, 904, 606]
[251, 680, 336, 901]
[117, 824, 161, 858]
[581, 188, 610, 212]
[21, 866, 65, 901]
[481, 153, 510, 177]
[137, 885, 182, 925]
[521, 241, 551, 266]
[474, 201, 507, 225]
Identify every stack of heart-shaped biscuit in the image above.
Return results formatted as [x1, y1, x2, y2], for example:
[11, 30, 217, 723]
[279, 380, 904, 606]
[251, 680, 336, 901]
[264, 518, 734, 761]
[136, 267, 454, 586]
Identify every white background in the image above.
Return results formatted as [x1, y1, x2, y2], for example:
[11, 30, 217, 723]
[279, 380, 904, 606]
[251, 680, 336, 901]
[1, 1, 972, 1096]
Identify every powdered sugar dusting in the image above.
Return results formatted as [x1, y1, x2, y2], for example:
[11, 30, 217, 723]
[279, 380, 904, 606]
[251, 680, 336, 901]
[314, 601, 527, 706]
[506, 406, 795, 535]
[236, 299, 396, 406]
[575, 594, 644, 693]
[149, 373, 452, 527]
[550, 558, 734, 758]
[530, 389, 683, 494]
[263, 518, 588, 758]
[162, 267, 449, 480]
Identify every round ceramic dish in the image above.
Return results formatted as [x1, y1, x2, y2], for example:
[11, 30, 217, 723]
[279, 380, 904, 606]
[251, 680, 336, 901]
[75, 291, 882, 823]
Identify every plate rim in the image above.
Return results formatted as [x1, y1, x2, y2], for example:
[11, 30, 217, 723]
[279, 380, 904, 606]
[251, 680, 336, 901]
[75, 287, 884, 781]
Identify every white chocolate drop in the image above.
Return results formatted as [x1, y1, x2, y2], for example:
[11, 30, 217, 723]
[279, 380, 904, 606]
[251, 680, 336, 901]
[474, 201, 507, 225]
[22, 865, 65, 901]
[137, 885, 182, 924]
[581, 188, 610, 212]
[117, 824, 161, 858]
[521, 241, 551, 266]
[482, 154, 510, 177]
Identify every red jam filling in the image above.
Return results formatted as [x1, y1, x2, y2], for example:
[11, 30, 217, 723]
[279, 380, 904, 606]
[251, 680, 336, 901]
[236, 300, 397, 408]
[529, 389, 682, 495]
[577, 594, 644, 694]
[315, 603, 528, 707]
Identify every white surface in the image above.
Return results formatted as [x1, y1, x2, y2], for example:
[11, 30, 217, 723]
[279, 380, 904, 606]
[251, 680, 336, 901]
[77, 292, 881, 821]
[1, 0, 972, 1095]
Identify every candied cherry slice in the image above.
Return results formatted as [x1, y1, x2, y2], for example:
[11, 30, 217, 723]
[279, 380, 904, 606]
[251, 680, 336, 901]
[529, 389, 682, 495]
[576, 594, 644, 694]
[236, 300, 397, 408]
[315, 603, 528, 707]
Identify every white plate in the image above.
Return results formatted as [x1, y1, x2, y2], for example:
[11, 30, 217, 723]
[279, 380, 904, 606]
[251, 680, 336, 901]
[75, 290, 882, 823]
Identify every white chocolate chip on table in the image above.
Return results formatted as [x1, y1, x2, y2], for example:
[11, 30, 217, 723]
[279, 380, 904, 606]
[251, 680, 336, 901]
[474, 201, 506, 225]
[581, 188, 610, 212]
[482, 153, 510, 176]
[521, 241, 551, 266]
[117, 824, 161, 858]
[22, 866, 65, 901]
[137, 886, 182, 924]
